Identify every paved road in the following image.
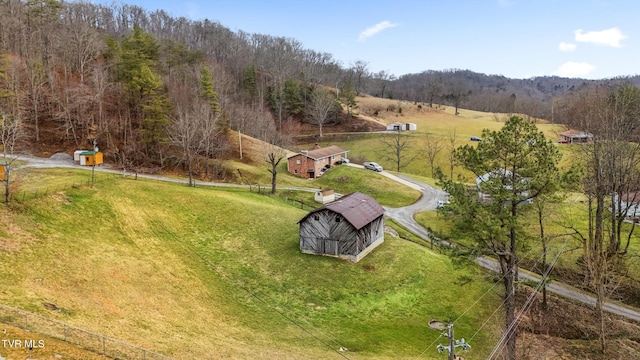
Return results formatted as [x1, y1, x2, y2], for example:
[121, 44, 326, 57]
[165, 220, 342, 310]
[10, 153, 323, 193]
[379, 173, 640, 323]
[10, 154, 640, 322]
[348, 164, 640, 323]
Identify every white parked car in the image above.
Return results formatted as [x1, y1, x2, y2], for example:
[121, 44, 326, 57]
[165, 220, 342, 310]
[363, 161, 383, 172]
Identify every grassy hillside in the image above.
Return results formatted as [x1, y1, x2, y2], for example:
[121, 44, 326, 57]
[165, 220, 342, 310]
[0, 168, 501, 359]
[299, 96, 570, 181]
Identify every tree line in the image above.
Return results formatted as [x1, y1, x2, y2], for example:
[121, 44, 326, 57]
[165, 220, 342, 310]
[431, 82, 640, 360]
[0, 0, 364, 179]
[2, 0, 639, 177]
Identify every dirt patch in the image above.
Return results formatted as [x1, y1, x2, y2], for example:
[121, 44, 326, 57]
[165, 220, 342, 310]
[384, 225, 399, 238]
[289, 113, 386, 144]
[0, 212, 38, 252]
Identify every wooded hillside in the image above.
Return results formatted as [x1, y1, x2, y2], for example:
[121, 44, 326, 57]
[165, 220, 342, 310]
[1, 0, 638, 176]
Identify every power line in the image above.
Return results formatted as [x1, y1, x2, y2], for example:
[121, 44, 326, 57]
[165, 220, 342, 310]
[486, 237, 570, 359]
[134, 196, 352, 359]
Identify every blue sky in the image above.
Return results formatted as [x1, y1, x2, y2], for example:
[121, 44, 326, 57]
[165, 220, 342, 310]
[88, 0, 639, 79]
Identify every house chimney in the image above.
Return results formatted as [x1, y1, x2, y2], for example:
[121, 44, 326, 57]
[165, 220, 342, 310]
[312, 143, 320, 150]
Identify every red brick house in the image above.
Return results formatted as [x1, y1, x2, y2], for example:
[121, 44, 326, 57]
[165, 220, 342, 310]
[287, 145, 348, 179]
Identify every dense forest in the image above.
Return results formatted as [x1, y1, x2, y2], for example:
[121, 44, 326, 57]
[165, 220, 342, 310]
[1, 0, 639, 175]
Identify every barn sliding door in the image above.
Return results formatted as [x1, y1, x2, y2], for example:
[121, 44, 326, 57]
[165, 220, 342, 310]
[320, 238, 339, 256]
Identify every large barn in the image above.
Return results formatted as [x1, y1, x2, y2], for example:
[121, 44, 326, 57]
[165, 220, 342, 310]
[298, 192, 385, 262]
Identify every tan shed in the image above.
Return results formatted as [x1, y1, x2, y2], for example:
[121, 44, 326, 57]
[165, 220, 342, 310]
[314, 189, 336, 204]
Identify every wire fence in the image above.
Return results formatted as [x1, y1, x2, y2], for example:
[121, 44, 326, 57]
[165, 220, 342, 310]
[279, 195, 318, 211]
[1, 169, 124, 204]
[0, 303, 172, 359]
[8, 180, 92, 203]
[248, 183, 319, 211]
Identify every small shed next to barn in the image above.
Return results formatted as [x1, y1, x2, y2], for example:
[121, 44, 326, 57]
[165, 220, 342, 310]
[314, 189, 336, 204]
[298, 192, 385, 262]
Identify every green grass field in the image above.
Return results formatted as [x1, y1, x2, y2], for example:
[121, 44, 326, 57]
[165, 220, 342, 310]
[299, 98, 569, 182]
[0, 168, 502, 359]
[2, 98, 628, 358]
[415, 193, 640, 286]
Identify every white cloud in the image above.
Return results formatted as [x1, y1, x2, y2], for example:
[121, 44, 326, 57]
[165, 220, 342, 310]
[358, 21, 398, 42]
[574, 27, 627, 47]
[558, 42, 577, 52]
[553, 61, 595, 78]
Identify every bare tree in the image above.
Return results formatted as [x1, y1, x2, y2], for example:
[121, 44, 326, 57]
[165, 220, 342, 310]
[424, 71, 443, 108]
[264, 132, 291, 194]
[349, 60, 369, 95]
[0, 111, 24, 203]
[168, 104, 208, 187]
[23, 59, 47, 142]
[560, 83, 640, 352]
[378, 129, 418, 172]
[444, 80, 471, 116]
[446, 128, 457, 179]
[374, 70, 395, 98]
[307, 87, 337, 138]
[260, 36, 302, 129]
[424, 133, 443, 178]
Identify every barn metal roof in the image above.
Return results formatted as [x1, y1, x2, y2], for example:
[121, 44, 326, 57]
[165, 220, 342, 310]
[299, 192, 384, 230]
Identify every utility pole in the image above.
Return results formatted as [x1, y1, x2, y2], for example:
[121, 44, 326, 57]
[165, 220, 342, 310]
[239, 130, 243, 160]
[91, 140, 97, 187]
[436, 323, 471, 360]
[448, 324, 455, 360]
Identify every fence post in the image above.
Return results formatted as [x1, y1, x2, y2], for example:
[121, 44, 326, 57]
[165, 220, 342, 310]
[102, 335, 106, 354]
[64, 324, 67, 341]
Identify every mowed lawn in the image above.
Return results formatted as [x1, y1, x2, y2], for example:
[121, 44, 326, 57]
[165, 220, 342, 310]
[0, 168, 504, 359]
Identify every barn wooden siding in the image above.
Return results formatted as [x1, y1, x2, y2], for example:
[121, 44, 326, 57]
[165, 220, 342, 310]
[299, 210, 384, 262]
